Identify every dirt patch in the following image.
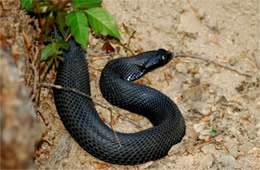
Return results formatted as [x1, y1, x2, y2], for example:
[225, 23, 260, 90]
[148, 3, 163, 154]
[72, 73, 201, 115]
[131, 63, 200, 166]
[1, 0, 260, 169]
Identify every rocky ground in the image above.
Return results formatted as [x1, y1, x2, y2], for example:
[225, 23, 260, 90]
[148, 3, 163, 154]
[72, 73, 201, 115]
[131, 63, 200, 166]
[1, 0, 260, 169]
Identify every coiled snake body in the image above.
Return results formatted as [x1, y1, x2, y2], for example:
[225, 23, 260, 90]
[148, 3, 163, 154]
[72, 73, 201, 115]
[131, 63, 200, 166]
[53, 39, 186, 165]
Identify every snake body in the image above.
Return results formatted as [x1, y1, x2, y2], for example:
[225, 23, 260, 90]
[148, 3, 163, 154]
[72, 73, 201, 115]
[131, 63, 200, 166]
[53, 38, 186, 165]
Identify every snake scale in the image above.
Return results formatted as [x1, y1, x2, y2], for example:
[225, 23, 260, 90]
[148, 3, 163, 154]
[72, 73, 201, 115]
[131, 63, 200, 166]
[53, 38, 186, 165]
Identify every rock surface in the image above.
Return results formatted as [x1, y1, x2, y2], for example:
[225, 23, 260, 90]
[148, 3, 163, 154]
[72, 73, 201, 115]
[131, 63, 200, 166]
[0, 49, 43, 169]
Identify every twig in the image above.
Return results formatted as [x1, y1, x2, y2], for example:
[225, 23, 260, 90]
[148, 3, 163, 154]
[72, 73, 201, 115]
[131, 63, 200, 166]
[35, 0, 44, 46]
[39, 82, 122, 146]
[30, 47, 40, 102]
[109, 39, 135, 56]
[27, 46, 49, 126]
[65, 33, 72, 42]
[175, 54, 253, 77]
[117, 114, 142, 129]
[40, 83, 92, 100]
[110, 110, 122, 147]
[122, 23, 137, 49]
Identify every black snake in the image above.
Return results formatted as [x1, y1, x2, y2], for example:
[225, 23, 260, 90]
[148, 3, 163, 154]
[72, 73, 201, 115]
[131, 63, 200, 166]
[53, 38, 186, 165]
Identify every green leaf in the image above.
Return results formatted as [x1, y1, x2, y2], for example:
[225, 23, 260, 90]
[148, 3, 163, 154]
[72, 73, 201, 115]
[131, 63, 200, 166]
[56, 40, 70, 50]
[56, 11, 67, 38]
[44, 11, 55, 40]
[86, 8, 122, 40]
[56, 55, 64, 62]
[210, 131, 216, 137]
[210, 126, 217, 137]
[47, 57, 54, 68]
[29, 1, 53, 14]
[66, 11, 89, 48]
[54, 57, 59, 68]
[72, 0, 102, 9]
[21, 0, 34, 10]
[41, 44, 57, 61]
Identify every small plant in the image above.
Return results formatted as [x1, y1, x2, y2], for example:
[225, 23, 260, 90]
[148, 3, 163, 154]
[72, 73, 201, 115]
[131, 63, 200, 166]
[21, 0, 122, 69]
[210, 126, 217, 137]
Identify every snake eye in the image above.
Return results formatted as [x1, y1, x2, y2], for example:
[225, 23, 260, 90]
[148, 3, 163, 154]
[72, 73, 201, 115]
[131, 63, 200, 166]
[157, 49, 173, 64]
[159, 52, 173, 64]
[159, 55, 170, 65]
[160, 55, 166, 61]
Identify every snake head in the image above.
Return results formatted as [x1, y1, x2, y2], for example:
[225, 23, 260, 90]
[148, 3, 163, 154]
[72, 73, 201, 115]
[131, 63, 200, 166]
[142, 49, 174, 71]
[120, 49, 174, 81]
